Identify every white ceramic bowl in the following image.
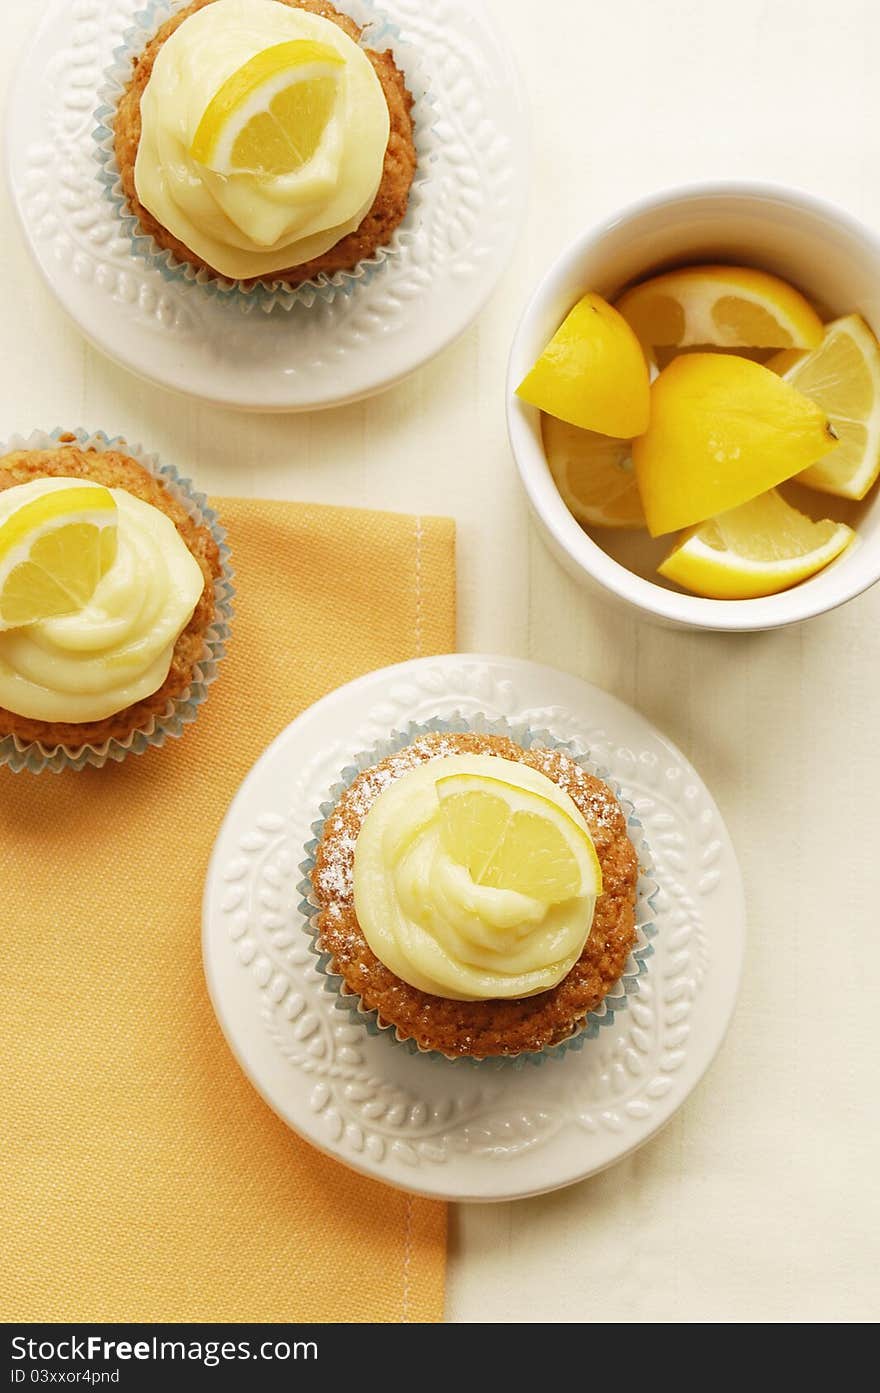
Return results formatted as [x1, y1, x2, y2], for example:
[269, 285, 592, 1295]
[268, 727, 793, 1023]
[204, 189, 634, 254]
[507, 181, 880, 631]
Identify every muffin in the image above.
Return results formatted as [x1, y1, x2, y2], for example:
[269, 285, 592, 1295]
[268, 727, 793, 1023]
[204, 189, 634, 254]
[309, 730, 641, 1059]
[112, 0, 417, 289]
[0, 438, 226, 765]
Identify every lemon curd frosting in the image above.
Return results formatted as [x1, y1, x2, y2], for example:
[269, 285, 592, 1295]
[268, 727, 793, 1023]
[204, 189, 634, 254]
[133, 0, 391, 280]
[0, 479, 205, 724]
[352, 753, 600, 1001]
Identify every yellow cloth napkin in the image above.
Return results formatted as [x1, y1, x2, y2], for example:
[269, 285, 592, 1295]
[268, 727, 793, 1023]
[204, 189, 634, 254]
[0, 499, 453, 1323]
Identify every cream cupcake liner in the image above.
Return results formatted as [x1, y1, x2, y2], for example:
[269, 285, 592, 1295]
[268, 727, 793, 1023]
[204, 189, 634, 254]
[298, 714, 659, 1069]
[0, 427, 234, 775]
[93, 0, 434, 314]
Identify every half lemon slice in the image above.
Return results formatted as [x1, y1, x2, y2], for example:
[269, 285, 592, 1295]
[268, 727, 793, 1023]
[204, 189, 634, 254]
[0, 481, 118, 630]
[768, 314, 880, 500]
[436, 772, 602, 904]
[616, 264, 824, 354]
[658, 487, 854, 599]
[542, 414, 645, 529]
[190, 39, 345, 177]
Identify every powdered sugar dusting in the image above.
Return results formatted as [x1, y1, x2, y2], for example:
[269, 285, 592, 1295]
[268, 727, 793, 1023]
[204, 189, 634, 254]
[313, 736, 462, 907]
[525, 743, 618, 835]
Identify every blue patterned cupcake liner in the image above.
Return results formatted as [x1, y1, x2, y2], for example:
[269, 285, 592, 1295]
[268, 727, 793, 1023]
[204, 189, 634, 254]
[0, 426, 234, 775]
[92, 0, 435, 314]
[298, 714, 659, 1069]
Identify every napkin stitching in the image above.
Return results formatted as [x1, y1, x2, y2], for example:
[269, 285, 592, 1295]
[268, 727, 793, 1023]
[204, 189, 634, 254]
[414, 516, 424, 657]
[401, 1196, 414, 1321]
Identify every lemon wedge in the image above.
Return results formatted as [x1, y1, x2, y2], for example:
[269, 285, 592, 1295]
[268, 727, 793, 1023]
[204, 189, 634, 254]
[190, 39, 345, 177]
[542, 414, 644, 528]
[436, 771, 602, 904]
[767, 314, 880, 500]
[516, 293, 651, 438]
[658, 488, 854, 599]
[632, 352, 838, 536]
[0, 481, 118, 630]
[616, 264, 824, 355]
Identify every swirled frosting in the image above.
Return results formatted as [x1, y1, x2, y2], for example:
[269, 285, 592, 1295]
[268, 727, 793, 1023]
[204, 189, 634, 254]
[0, 479, 205, 723]
[353, 754, 598, 1001]
[134, 0, 390, 279]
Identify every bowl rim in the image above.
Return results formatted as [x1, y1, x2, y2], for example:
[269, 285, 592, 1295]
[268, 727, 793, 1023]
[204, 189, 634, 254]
[506, 177, 880, 631]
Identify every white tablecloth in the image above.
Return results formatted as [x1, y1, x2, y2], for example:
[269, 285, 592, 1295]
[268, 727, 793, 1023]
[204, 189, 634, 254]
[2, 0, 878, 1323]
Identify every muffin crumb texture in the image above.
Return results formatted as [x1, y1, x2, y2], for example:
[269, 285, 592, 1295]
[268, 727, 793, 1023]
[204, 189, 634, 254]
[312, 732, 640, 1057]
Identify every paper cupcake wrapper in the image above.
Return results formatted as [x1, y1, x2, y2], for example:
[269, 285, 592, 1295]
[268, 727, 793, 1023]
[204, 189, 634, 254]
[92, 0, 434, 314]
[0, 426, 234, 775]
[298, 714, 659, 1069]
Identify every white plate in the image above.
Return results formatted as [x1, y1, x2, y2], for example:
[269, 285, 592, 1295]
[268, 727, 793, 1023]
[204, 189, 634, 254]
[5, 0, 527, 411]
[202, 655, 745, 1201]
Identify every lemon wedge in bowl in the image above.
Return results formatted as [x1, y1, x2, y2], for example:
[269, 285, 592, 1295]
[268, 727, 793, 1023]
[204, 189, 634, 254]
[516, 293, 651, 438]
[616, 264, 824, 355]
[436, 771, 603, 904]
[633, 352, 839, 536]
[542, 415, 644, 529]
[190, 39, 345, 177]
[0, 480, 118, 630]
[768, 314, 880, 500]
[658, 488, 854, 599]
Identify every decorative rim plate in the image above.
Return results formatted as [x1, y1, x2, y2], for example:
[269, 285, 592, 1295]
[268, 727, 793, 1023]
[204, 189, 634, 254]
[202, 655, 746, 1201]
[5, 0, 527, 412]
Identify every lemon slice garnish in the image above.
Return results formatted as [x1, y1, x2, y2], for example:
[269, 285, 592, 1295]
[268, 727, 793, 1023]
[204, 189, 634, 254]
[435, 771, 602, 905]
[632, 353, 838, 536]
[616, 264, 824, 355]
[658, 487, 854, 599]
[516, 293, 651, 439]
[0, 482, 118, 630]
[767, 314, 880, 501]
[190, 39, 345, 178]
